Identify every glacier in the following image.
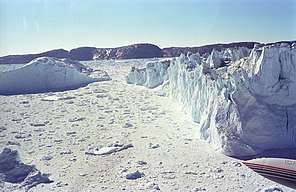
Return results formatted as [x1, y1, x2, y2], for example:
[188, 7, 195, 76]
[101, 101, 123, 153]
[0, 57, 111, 95]
[126, 43, 296, 157]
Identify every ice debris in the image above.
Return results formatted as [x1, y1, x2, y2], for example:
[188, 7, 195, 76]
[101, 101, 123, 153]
[85, 143, 133, 155]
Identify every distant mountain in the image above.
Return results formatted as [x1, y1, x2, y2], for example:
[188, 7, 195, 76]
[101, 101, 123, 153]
[162, 41, 296, 57]
[0, 49, 69, 64]
[68, 47, 97, 61]
[0, 44, 163, 64]
[93, 44, 163, 60]
[162, 42, 258, 57]
[1, 41, 295, 64]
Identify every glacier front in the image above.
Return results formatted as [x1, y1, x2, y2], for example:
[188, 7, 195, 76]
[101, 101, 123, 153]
[0, 57, 111, 95]
[126, 43, 296, 157]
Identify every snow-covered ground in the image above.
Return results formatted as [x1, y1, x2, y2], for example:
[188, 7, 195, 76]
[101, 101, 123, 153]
[0, 59, 294, 191]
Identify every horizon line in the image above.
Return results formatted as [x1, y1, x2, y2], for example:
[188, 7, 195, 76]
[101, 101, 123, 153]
[1, 39, 295, 57]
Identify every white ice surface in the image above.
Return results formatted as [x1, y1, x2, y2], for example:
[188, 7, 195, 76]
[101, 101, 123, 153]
[0, 57, 110, 95]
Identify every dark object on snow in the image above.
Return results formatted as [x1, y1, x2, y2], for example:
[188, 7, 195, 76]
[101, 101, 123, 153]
[0, 148, 53, 191]
[125, 170, 144, 180]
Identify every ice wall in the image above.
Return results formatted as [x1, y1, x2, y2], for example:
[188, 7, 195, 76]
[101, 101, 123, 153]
[127, 44, 296, 157]
[126, 60, 170, 88]
[0, 57, 110, 95]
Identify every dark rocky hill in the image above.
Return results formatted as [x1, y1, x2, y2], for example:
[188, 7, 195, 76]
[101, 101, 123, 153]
[0, 49, 69, 64]
[0, 44, 162, 64]
[93, 43, 163, 60]
[162, 41, 296, 57]
[162, 42, 258, 57]
[68, 47, 97, 61]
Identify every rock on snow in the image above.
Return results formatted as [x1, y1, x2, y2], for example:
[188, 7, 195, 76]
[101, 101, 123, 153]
[0, 148, 52, 191]
[126, 43, 296, 157]
[0, 57, 110, 95]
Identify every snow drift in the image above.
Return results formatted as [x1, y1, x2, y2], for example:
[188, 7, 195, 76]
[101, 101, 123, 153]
[126, 43, 296, 157]
[0, 57, 111, 95]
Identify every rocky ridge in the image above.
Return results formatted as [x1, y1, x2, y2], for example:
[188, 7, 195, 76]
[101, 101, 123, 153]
[93, 44, 163, 60]
[0, 44, 162, 64]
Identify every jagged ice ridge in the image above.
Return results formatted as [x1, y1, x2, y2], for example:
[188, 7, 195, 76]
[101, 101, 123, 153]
[126, 43, 296, 157]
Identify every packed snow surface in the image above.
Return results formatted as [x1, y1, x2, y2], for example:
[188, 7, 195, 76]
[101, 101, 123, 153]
[126, 43, 296, 157]
[0, 57, 110, 95]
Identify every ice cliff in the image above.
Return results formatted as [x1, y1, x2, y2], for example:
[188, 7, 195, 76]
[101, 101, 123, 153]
[0, 57, 110, 95]
[126, 60, 170, 88]
[126, 43, 296, 157]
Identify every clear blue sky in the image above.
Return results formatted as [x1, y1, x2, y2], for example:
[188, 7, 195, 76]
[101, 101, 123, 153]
[0, 0, 295, 56]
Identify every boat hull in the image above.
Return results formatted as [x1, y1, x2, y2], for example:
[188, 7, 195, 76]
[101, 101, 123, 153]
[243, 158, 296, 189]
